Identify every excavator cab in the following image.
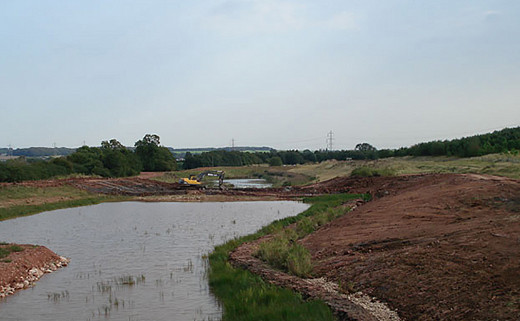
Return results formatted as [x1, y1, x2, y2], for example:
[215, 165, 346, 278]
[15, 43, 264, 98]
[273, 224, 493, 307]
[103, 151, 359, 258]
[179, 170, 225, 189]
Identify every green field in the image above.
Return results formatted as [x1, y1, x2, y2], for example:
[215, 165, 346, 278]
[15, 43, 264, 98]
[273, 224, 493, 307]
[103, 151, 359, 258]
[0, 185, 127, 221]
[155, 153, 520, 187]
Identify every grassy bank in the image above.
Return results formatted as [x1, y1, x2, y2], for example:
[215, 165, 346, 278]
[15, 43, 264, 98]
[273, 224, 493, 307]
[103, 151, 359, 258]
[208, 193, 365, 321]
[153, 154, 520, 187]
[0, 185, 127, 221]
[290, 153, 520, 181]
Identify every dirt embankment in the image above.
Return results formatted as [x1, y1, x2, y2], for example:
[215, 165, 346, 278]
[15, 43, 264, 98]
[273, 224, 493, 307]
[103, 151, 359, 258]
[4, 173, 520, 319]
[229, 173, 520, 320]
[0, 244, 69, 299]
[301, 174, 520, 320]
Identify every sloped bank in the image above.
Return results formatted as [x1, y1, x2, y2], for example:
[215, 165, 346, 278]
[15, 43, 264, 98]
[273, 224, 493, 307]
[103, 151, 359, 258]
[0, 244, 69, 299]
[207, 193, 391, 321]
[302, 174, 520, 320]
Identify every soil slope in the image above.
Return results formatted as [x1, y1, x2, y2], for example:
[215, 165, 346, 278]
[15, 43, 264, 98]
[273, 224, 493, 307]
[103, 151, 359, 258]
[0, 244, 69, 298]
[301, 174, 520, 320]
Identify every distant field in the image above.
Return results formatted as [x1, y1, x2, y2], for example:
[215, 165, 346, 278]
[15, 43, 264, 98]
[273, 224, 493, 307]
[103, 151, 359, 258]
[155, 165, 315, 187]
[291, 153, 520, 181]
[155, 153, 520, 186]
[0, 185, 124, 221]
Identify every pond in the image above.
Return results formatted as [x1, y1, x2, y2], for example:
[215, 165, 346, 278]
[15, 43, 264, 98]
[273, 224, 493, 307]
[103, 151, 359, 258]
[224, 178, 272, 189]
[0, 201, 309, 321]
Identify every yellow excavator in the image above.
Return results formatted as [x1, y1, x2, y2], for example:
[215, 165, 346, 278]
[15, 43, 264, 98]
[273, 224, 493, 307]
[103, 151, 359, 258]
[179, 170, 225, 189]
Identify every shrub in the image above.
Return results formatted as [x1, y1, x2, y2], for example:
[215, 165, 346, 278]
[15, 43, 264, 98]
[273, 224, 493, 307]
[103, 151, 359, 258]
[268, 156, 283, 166]
[286, 244, 313, 277]
[296, 217, 315, 238]
[257, 236, 290, 270]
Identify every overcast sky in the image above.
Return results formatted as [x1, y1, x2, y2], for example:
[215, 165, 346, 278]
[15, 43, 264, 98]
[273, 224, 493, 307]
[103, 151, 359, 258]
[1, 1, 519, 150]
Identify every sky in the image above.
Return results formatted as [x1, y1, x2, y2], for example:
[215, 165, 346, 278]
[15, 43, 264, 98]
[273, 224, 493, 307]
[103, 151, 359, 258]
[1, 0, 519, 150]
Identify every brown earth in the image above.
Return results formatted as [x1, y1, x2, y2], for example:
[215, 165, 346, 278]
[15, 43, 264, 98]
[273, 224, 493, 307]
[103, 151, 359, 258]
[300, 174, 520, 320]
[0, 244, 69, 298]
[3, 173, 520, 320]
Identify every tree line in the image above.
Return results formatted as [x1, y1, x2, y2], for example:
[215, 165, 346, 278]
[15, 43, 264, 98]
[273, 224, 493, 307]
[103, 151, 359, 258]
[382, 127, 520, 158]
[1, 127, 518, 182]
[0, 134, 176, 182]
[182, 127, 520, 168]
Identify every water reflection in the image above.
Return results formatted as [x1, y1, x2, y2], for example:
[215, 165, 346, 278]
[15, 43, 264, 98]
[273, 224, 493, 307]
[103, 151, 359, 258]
[0, 201, 308, 321]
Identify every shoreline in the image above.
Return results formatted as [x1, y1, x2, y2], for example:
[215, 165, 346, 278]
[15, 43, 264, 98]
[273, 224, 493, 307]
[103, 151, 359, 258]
[0, 244, 69, 299]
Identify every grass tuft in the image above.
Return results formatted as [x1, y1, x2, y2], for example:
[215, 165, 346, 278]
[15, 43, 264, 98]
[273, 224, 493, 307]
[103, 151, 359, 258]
[209, 193, 366, 320]
[0, 244, 25, 259]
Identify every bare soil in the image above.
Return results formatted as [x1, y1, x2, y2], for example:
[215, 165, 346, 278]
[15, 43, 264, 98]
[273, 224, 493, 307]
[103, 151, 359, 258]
[3, 173, 520, 320]
[0, 244, 68, 298]
[301, 174, 520, 320]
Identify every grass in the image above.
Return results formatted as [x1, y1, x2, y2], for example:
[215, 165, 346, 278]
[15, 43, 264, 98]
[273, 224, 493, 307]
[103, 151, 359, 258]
[0, 244, 25, 259]
[257, 194, 367, 277]
[0, 185, 92, 202]
[208, 193, 366, 320]
[154, 153, 520, 187]
[0, 185, 128, 221]
[288, 153, 520, 181]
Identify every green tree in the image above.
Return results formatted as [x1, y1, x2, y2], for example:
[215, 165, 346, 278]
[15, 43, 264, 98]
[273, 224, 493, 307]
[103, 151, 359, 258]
[101, 139, 141, 177]
[134, 134, 177, 171]
[269, 156, 283, 166]
[355, 143, 377, 152]
[355, 143, 378, 159]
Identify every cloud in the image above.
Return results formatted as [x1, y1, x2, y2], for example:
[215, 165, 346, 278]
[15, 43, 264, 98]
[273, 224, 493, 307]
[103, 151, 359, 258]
[204, 0, 306, 35]
[326, 11, 358, 31]
[484, 10, 501, 22]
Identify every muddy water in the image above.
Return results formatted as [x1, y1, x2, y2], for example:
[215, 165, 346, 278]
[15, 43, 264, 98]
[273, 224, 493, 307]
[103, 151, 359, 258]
[224, 178, 271, 188]
[0, 201, 308, 321]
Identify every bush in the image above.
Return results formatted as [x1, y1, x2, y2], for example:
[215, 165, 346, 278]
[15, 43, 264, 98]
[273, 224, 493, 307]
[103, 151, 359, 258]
[257, 235, 290, 270]
[296, 217, 315, 238]
[287, 244, 313, 277]
[268, 156, 283, 166]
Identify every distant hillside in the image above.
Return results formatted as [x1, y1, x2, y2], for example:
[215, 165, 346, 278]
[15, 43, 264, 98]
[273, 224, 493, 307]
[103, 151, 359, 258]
[169, 146, 274, 158]
[0, 146, 274, 158]
[0, 147, 77, 157]
[390, 126, 520, 158]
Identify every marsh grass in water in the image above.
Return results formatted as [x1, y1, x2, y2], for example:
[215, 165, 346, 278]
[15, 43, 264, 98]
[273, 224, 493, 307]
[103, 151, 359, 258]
[47, 290, 70, 303]
[208, 193, 366, 321]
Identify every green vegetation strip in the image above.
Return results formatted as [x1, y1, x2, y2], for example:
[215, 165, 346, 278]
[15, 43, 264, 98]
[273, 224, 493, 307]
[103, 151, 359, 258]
[208, 193, 368, 321]
[0, 244, 24, 259]
[0, 196, 127, 221]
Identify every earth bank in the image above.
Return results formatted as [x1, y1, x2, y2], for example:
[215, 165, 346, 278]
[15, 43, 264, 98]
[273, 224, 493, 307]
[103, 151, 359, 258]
[0, 244, 69, 298]
[1, 173, 519, 320]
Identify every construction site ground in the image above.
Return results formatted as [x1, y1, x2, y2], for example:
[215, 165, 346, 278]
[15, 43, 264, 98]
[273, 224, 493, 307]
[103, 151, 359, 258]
[1, 172, 519, 320]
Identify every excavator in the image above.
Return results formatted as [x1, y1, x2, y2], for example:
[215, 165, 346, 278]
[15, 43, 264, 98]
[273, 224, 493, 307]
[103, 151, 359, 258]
[179, 170, 225, 189]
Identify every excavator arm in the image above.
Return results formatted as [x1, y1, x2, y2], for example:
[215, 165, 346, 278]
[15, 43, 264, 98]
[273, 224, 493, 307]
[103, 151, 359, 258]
[179, 170, 225, 189]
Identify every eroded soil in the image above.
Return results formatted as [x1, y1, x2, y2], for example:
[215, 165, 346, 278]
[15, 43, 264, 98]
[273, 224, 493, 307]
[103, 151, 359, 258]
[0, 244, 68, 298]
[301, 174, 520, 320]
[2, 173, 520, 320]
